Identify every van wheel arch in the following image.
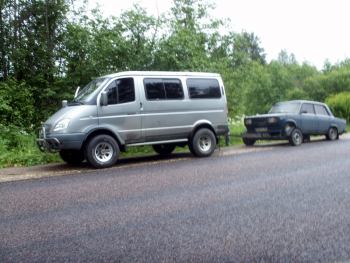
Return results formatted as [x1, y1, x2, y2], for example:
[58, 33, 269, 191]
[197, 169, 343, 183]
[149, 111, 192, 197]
[190, 124, 217, 142]
[83, 129, 124, 153]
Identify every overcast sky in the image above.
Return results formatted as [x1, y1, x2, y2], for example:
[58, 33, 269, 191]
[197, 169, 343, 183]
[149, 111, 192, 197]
[88, 0, 350, 69]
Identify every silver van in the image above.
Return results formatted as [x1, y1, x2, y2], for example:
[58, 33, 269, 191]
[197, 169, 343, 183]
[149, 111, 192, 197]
[37, 71, 229, 168]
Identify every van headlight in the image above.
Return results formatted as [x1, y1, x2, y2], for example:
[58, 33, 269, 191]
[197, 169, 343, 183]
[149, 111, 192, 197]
[53, 118, 70, 131]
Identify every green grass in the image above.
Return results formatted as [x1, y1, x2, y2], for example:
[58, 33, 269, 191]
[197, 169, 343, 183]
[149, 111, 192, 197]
[0, 119, 247, 168]
[0, 132, 61, 168]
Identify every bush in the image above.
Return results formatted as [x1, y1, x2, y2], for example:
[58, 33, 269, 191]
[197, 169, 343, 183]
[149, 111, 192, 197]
[0, 124, 60, 168]
[326, 92, 350, 122]
[0, 79, 35, 130]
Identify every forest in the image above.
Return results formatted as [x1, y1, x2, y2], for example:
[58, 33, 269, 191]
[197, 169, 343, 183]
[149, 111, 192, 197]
[1, 0, 350, 167]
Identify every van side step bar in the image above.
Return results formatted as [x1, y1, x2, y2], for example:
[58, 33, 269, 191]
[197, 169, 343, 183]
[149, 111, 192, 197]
[127, 139, 188, 147]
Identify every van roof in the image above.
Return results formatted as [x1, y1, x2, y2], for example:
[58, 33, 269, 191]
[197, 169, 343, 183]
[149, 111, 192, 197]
[102, 71, 221, 78]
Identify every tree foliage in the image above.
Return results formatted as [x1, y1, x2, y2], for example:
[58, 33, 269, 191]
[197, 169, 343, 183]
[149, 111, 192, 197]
[0, 0, 350, 135]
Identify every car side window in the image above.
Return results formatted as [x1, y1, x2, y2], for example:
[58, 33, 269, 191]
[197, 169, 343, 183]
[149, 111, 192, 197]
[300, 103, 315, 114]
[315, 105, 330, 116]
[107, 78, 135, 105]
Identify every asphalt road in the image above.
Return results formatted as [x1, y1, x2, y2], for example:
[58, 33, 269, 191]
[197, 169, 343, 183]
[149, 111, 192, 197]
[1, 137, 350, 262]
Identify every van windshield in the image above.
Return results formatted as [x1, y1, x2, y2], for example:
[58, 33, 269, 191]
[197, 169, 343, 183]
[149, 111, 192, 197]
[74, 77, 109, 104]
[269, 102, 300, 114]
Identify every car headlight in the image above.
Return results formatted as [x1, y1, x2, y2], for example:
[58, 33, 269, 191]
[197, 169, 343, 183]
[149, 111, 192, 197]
[53, 118, 70, 131]
[267, 117, 279, 124]
[245, 118, 252, 125]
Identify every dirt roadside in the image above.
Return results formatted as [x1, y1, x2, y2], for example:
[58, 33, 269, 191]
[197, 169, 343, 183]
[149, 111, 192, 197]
[0, 134, 347, 183]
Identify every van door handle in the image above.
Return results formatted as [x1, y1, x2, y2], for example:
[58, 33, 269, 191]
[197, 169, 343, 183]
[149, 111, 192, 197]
[140, 102, 143, 111]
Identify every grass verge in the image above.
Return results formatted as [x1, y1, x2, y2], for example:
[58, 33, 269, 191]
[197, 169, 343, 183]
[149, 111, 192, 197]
[0, 120, 246, 168]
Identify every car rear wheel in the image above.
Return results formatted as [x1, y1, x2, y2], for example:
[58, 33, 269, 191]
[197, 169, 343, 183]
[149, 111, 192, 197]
[289, 128, 303, 146]
[153, 144, 176, 155]
[86, 135, 119, 168]
[242, 137, 256, 146]
[190, 128, 216, 157]
[326, 127, 338, 141]
[59, 150, 85, 165]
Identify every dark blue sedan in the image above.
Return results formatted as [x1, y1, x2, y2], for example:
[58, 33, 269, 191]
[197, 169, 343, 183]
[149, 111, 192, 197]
[242, 100, 347, 146]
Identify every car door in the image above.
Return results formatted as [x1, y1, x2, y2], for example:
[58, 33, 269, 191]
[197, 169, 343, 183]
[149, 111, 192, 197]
[314, 104, 331, 134]
[300, 103, 318, 134]
[98, 77, 142, 143]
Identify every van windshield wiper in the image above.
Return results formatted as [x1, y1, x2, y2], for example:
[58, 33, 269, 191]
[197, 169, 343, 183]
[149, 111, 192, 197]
[68, 100, 85, 106]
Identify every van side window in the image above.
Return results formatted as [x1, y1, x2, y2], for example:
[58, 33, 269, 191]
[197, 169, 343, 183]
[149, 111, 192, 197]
[107, 78, 135, 105]
[187, 78, 221, 99]
[144, 78, 183, 100]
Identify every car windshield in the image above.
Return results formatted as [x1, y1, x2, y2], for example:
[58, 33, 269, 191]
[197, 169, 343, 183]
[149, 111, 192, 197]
[269, 102, 300, 114]
[74, 77, 108, 103]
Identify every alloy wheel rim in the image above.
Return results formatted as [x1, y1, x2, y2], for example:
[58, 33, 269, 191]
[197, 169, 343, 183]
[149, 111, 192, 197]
[199, 136, 212, 152]
[94, 142, 114, 163]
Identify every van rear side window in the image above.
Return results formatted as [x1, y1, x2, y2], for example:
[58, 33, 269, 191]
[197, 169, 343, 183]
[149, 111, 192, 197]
[144, 78, 184, 100]
[187, 78, 221, 99]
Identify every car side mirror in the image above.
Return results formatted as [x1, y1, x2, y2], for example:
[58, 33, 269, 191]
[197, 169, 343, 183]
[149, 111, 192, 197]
[100, 91, 108, 106]
[300, 110, 307, 114]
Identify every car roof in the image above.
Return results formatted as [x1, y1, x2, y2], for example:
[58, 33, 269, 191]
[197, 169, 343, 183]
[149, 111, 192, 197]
[101, 71, 221, 78]
[277, 100, 326, 106]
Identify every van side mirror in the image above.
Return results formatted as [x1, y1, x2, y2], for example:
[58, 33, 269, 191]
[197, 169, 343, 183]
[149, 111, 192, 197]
[100, 91, 108, 106]
[300, 110, 307, 114]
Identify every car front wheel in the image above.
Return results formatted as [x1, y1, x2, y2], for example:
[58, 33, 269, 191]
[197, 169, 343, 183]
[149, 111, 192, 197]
[326, 127, 338, 141]
[289, 128, 303, 146]
[242, 137, 256, 146]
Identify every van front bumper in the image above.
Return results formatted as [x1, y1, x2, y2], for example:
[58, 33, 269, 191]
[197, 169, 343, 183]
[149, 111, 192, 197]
[37, 127, 85, 152]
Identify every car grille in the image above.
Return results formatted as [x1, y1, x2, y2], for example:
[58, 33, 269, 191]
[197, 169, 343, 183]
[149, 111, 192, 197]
[252, 118, 267, 127]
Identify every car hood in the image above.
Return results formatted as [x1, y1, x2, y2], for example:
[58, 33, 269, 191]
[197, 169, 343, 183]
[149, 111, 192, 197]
[245, 113, 291, 119]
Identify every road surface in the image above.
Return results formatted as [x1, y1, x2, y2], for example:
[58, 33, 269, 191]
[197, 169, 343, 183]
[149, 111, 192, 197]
[1, 137, 350, 262]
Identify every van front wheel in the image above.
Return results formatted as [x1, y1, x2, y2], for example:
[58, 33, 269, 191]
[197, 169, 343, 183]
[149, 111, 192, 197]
[86, 135, 119, 168]
[190, 128, 216, 157]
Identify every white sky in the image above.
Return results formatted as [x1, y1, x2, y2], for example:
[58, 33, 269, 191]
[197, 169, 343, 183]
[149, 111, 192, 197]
[88, 0, 350, 69]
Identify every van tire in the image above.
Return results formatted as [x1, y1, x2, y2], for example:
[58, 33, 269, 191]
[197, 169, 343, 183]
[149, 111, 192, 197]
[85, 135, 119, 168]
[59, 150, 85, 165]
[153, 144, 176, 155]
[190, 128, 216, 157]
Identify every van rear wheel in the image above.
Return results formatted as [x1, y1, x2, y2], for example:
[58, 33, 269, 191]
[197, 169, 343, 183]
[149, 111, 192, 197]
[153, 144, 176, 155]
[86, 135, 119, 168]
[190, 128, 216, 157]
[59, 150, 85, 165]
